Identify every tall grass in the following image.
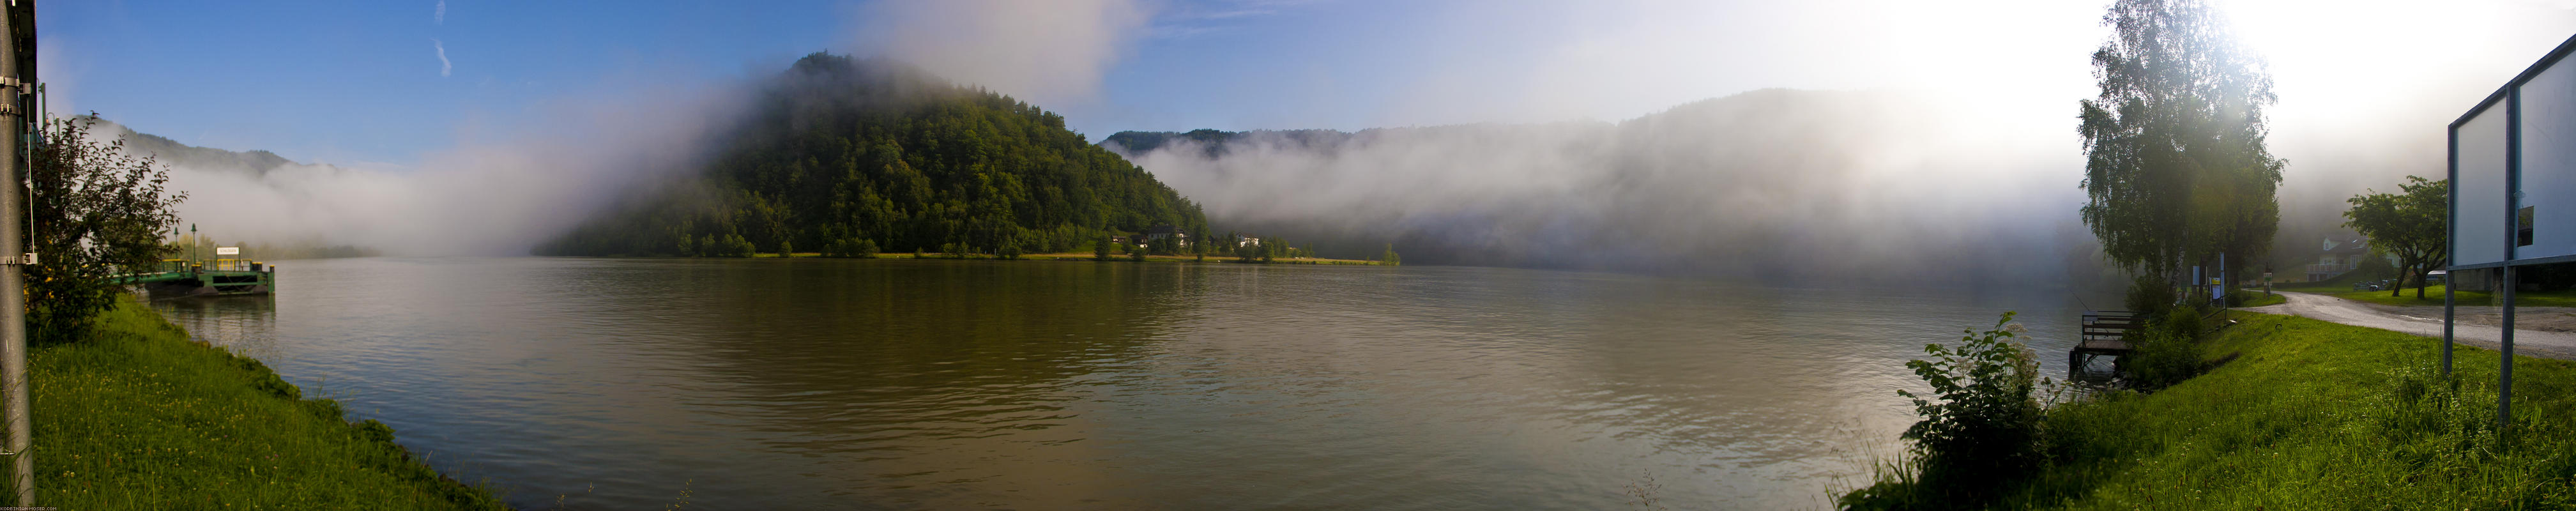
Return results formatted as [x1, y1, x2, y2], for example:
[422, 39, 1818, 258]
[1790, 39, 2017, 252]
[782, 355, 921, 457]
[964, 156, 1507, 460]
[29, 299, 505, 509]
[1852, 311, 2576, 508]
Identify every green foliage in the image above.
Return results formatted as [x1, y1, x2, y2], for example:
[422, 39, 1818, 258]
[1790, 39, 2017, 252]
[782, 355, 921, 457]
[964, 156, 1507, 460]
[2345, 176, 2448, 299]
[2077, 0, 2283, 288]
[29, 115, 188, 344]
[821, 237, 878, 258]
[1093, 240, 1112, 261]
[2121, 312, 2209, 390]
[535, 53, 1207, 258]
[1380, 244, 1401, 266]
[1887, 312, 2050, 501]
[688, 233, 754, 257]
[1128, 243, 1145, 262]
[2123, 274, 2175, 318]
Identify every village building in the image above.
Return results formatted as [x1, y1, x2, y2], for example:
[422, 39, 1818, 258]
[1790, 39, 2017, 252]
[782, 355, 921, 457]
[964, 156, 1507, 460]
[2304, 236, 2377, 282]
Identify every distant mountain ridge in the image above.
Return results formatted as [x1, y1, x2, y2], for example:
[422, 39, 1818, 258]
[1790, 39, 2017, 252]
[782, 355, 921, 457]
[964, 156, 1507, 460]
[89, 117, 310, 176]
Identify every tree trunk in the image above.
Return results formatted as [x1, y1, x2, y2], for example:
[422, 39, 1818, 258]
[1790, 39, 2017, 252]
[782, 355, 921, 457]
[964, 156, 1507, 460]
[2388, 261, 2404, 297]
[2412, 256, 2430, 300]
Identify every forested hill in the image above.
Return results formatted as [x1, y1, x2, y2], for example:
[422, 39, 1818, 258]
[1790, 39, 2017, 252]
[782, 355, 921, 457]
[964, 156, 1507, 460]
[535, 53, 1207, 257]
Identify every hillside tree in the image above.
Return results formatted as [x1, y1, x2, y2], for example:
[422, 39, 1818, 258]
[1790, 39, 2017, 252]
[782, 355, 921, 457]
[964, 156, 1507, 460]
[2077, 0, 2284, 296]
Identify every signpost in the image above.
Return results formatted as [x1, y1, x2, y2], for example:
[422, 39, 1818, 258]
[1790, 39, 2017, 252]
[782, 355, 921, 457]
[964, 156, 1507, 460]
[2446, 33, 2576, 426]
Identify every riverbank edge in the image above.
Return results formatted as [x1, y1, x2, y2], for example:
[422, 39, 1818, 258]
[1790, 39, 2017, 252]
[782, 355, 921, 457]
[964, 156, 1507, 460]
[29, 298, 508, 509]
[742, 252, 1391, 265]
[1845, 310, 2576, 508]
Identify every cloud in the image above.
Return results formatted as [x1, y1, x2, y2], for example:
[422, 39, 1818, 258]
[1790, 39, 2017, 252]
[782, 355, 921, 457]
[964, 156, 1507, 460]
[857, 0, 1150, 105]
[434, 0, 445, 24]
[432, 38, 451, 77]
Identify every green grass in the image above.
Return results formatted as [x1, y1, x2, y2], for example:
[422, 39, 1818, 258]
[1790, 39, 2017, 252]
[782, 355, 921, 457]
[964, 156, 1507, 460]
[2236, 292, 2285, 307]
[1863, 312, 2576, 508]
[2328, 284, 2576, 308]
[29, 300, 505, 509]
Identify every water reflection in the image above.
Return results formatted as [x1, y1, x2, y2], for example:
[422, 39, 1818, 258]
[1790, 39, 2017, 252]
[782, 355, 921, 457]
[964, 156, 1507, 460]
[153, 295, 278, 358]
[151, 257, 2092, 510]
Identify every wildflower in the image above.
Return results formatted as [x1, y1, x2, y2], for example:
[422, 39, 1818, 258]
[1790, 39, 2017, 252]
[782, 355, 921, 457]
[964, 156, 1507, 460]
[2003, 323, 2029, 335]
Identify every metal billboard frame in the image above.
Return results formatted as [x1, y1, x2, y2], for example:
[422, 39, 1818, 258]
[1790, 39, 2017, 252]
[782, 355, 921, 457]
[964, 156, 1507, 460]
[2446, 33, 2576, 425]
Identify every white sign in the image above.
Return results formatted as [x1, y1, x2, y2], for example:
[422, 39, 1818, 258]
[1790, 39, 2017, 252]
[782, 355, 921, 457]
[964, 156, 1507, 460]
[215, 247, 240, 256]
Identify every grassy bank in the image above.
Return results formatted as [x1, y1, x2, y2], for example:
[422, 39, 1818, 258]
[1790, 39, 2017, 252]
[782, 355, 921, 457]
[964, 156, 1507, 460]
[1863, 311, 2576, 508]
[2329, 284, 2576, 308]
[30, 299, 505, 509]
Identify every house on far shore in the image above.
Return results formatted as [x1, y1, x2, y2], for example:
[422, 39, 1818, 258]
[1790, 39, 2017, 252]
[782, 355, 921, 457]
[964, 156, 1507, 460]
[2305, 236, 2377, 282]
[1237, 236, 1261, 248]
[1143, 225, 1189, 249]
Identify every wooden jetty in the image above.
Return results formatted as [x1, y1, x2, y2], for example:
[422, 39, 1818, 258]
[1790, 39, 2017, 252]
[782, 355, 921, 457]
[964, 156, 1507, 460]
[2069, 310, 2143, 378]
[109, 258, 278, 296]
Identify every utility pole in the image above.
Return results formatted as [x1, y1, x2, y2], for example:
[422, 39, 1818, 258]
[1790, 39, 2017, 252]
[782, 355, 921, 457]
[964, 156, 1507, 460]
[0, 1, 33, 505]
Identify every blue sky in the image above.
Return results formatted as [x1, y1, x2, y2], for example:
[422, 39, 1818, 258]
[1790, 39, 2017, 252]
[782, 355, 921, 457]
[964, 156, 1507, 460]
[39, 1, 2576, 169]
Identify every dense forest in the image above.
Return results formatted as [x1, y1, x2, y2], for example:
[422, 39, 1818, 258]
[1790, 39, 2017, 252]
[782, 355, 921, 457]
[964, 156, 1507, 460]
[536, 53, 1208, 257]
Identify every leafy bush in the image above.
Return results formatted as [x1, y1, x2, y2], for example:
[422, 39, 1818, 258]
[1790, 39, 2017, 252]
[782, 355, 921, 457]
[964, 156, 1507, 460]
[2120, 312, 2209, 390]
[2124, 274, 2174, 317]
[1896, 312, 2049, 496]
[29, 116, 188, 344]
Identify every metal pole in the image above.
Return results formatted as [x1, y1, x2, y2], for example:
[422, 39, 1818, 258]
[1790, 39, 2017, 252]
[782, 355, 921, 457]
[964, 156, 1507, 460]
[2501, 84, 2522, 427]
[0, 1, 30, 504]
[2503, 265, 2517, 427]
[2444, 273, 2454, 375]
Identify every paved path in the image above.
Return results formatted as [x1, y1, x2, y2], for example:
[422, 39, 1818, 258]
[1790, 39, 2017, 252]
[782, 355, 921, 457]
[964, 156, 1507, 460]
[2242, 291, 2576, 360]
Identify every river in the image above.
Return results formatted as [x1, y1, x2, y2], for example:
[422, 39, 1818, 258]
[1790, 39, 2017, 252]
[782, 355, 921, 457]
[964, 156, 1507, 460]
[148, 257, 2096, 510]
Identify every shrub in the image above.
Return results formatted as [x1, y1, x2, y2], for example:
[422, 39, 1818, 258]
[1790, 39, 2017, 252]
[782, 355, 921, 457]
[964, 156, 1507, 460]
[2124, 274, 2174, 317]
[2120, 312, 2209, 390]
[29, 116, 188, 344]
[1896, 312, 2048, 496]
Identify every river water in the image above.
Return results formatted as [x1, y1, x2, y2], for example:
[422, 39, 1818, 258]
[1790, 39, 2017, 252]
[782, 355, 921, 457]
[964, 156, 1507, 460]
[149, 257, 2094, 510]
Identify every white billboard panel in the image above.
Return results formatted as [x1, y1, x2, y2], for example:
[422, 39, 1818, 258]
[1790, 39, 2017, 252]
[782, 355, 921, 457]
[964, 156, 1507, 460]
[2457, 105, 2509, 266]
[2522, 61, 2576, 260]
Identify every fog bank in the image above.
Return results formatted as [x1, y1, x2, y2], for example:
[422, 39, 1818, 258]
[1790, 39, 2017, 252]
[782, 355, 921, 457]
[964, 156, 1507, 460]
[91, 80, 751, 256]
[1115, 89, 2107, 286]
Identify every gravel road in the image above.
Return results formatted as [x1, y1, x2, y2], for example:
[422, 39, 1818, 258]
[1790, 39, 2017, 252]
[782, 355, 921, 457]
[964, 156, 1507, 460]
[2241, 291, 2576, 360]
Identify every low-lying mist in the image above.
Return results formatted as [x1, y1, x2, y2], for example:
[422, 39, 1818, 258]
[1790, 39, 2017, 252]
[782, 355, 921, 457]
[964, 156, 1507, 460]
[1116, 88, 2111, 287]
[88, 81, 750, 257]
